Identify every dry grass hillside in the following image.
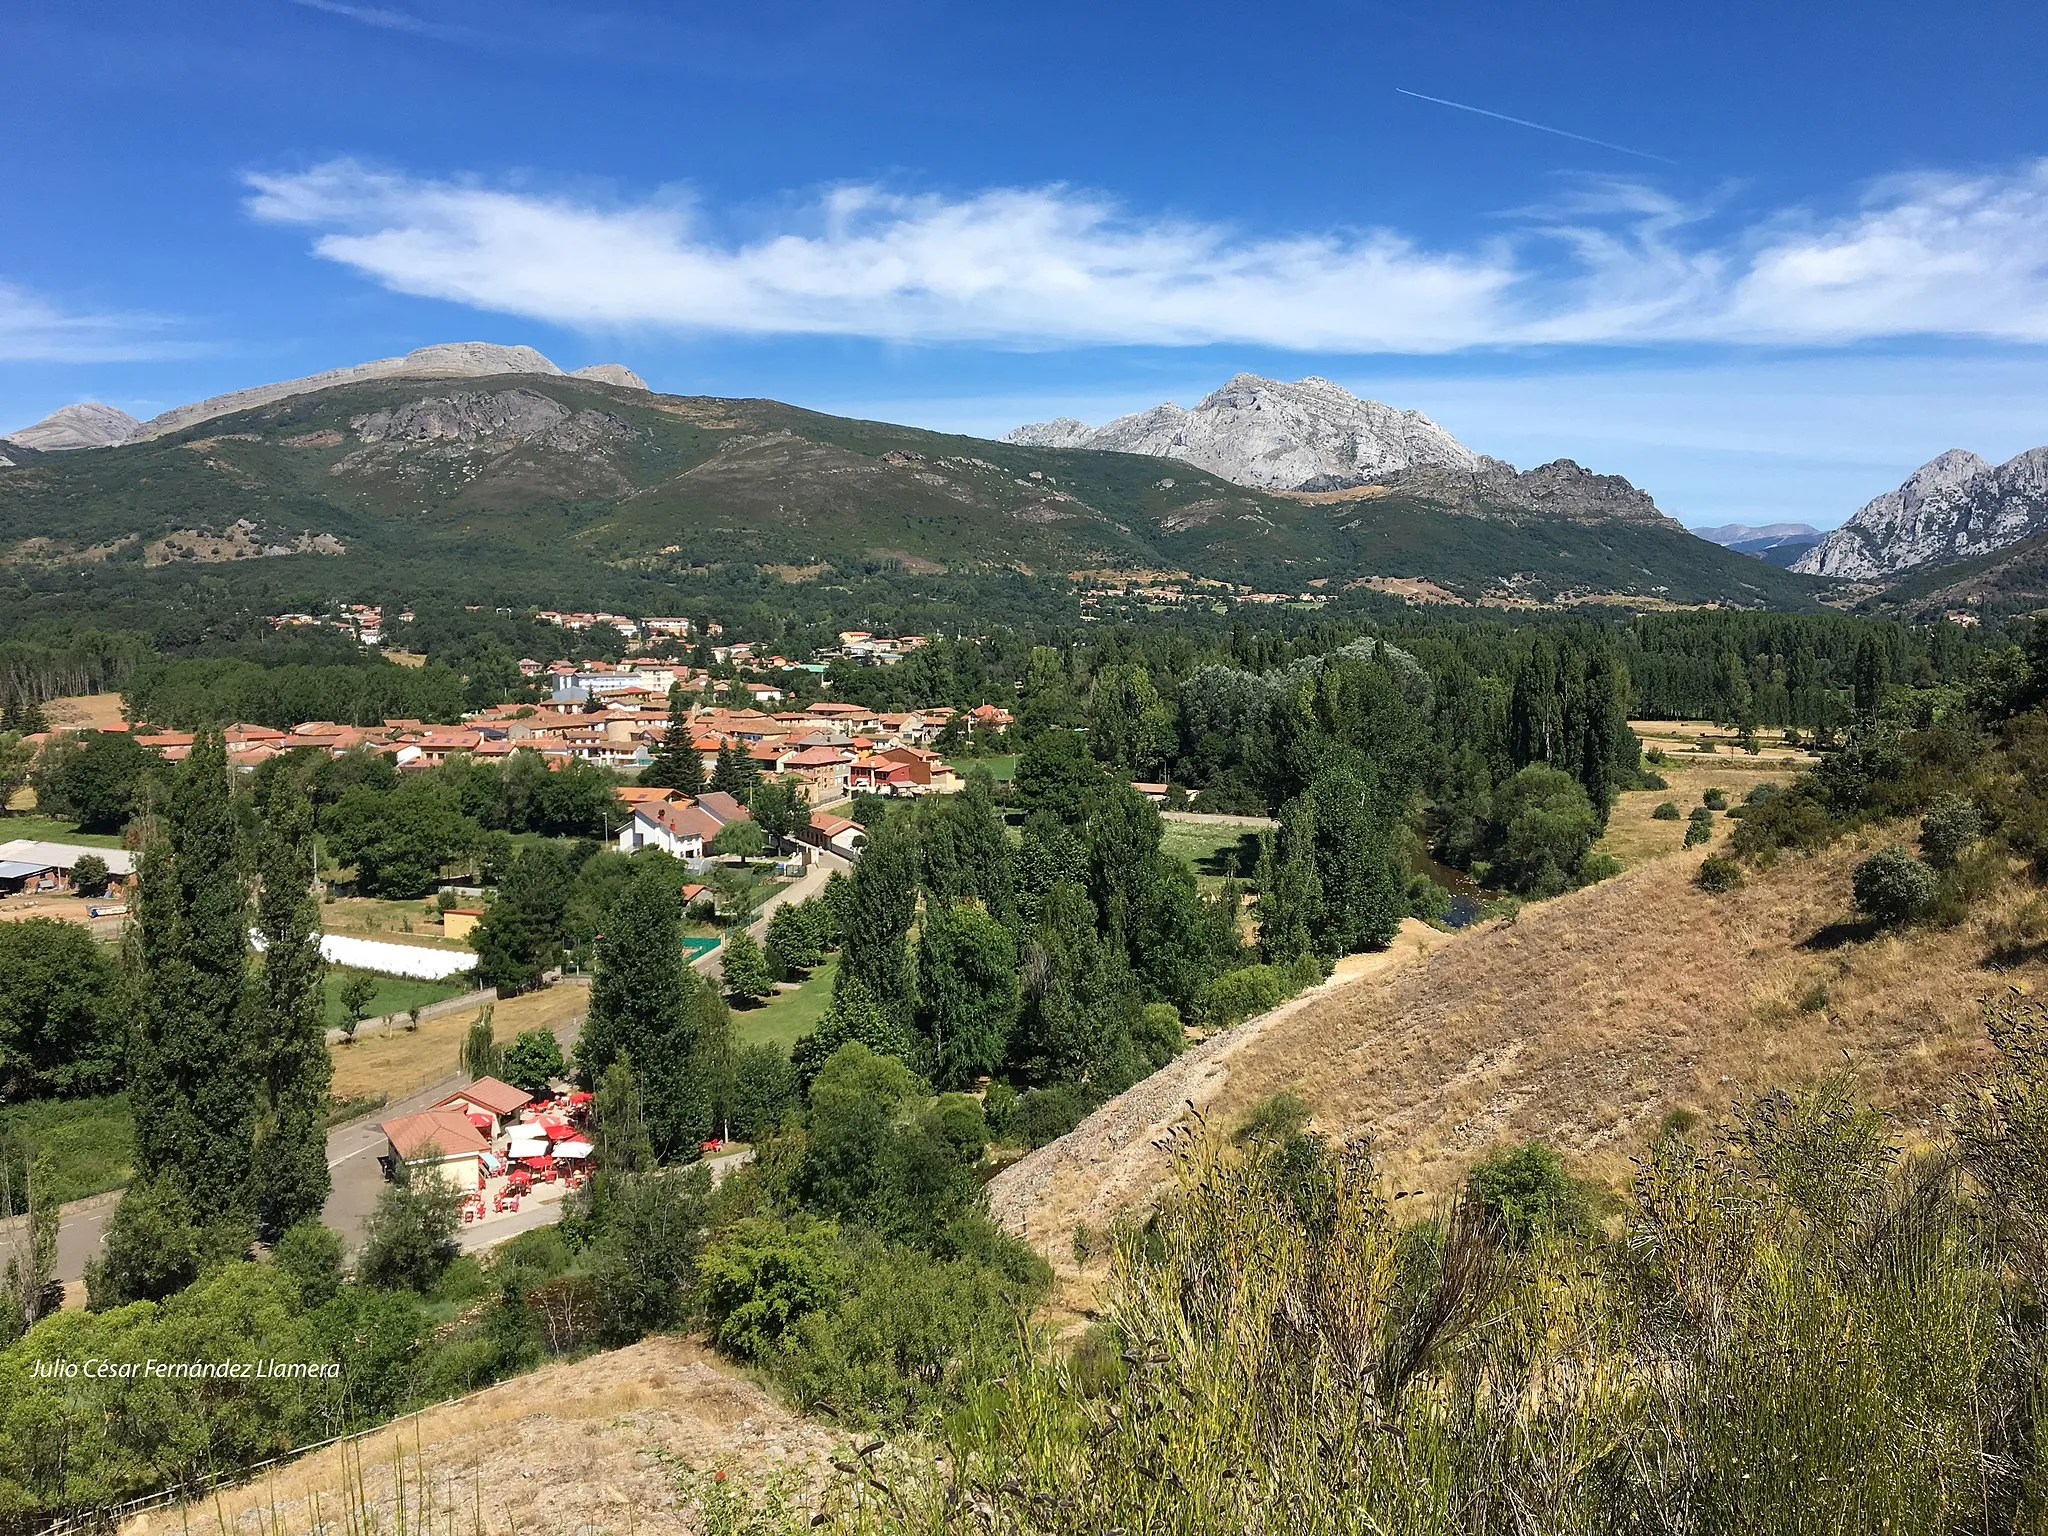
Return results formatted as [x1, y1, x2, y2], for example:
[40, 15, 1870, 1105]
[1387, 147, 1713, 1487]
[125, 1338, 836, 1536]
[993, 777, 2045, 1270]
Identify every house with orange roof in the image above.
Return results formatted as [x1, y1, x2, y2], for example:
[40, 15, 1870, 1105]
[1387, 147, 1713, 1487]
[379, 1109, 490, 1188]
[782, 743, 853, 799]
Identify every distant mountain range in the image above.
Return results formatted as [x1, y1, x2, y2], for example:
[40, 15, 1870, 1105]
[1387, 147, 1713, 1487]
[0, 350, 1821, 614]
[0, 343, 647, 454]
[1006, 374, 1484, 491]
[1691, 522, 1825, 567]
[1796, 447, 2048, 580]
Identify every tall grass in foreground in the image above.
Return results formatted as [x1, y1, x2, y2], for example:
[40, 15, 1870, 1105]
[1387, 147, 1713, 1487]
[835, 994, 2048, 1536]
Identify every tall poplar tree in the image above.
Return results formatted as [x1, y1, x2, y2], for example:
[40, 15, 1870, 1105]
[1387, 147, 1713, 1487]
[129, 730, 258, 1221]
[576, 872, 715, 1159]
[832, 814, 919, 1035]
[250, 774, 332, 1237]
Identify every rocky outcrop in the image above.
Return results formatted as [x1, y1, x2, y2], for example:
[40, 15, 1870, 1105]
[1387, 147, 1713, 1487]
[3, 402, 142, 451]
[1379, 457, 1680, 527]
[568, 363, 649, 390]
[122, 343, 645, 442]
[346, 388, 636, 454]
[1007, 373, 1479, 490]
[1794, 448, 2048, 579]
[143, 519, 345, 567]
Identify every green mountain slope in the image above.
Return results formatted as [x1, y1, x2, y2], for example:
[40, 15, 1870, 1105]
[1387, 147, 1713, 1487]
[0, 373, 1824, 613]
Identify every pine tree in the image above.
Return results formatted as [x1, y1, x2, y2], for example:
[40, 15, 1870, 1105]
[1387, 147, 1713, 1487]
[250, 774, 332, 1238]
[642, 684, 705, 796]
[711, 739, 762, 797]
[129, 729, 258, 1221]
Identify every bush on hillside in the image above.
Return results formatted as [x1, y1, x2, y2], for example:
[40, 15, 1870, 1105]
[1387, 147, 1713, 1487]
[1703, 787, 1728, 811]
[1652, 801, 1682, 821]
[1920, 792, 1983, 871]
[1852, 844, 1938, 928]
[1696, 855, 1743, 893]
[1465, 1140, 1588, 1246]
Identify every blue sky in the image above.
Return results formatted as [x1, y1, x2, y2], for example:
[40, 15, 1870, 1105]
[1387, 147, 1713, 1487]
[7, 0, 2048, 529]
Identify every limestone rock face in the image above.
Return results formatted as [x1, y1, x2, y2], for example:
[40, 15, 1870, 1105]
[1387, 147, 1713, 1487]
[1006, 373, 1479, 490]
[1794, 448, 2048, 579]
[4, 402, 143, 451]
[126, 343, 649, 441]
[347, 389, 636, 455]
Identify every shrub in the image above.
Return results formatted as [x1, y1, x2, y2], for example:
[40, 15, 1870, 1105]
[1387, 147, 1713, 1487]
[1696, 855, 1743, 893]
[1745, 781, 1783, 806]
[698, 1215, 843, 1360]
[1466, 1141, 1587, 1246]
[1703, 787, 1728, 811]
[1851, 843, 1938, 928]
[1132, 1001, 1184, 1071]
[1684, 809, 1713, 847]
[1205, 964, 1289, 1028]
[981, 1080, 1019, 1143]
[1015, 1085, 1089, 1148]
[1652, 801, 1682, 821]
[1576, 851, 1623, 886]
[1235, 1089, 1310, 1144]
[1919, 792, 1983, 871]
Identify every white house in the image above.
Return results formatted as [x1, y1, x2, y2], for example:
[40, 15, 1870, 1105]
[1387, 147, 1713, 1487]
[617, 800, 724, 861]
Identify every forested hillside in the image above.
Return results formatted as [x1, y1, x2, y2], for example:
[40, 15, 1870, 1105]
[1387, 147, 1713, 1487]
[0, 372, 1823, 637]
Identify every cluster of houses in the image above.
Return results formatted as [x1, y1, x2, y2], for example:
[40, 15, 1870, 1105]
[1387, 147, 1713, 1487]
[32, 695, 1008, 788]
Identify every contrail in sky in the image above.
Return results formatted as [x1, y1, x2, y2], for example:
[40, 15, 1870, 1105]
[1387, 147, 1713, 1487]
[1395, 88, 1677, 164]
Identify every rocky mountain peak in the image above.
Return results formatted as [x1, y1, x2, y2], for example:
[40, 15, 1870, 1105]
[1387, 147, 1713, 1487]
[3, 401, 143, 452]
[1794, 446, 2048, 579]
[1004, 373, 1480, 491]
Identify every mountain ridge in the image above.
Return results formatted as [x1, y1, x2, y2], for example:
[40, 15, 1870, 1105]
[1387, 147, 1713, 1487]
[1, 343, 648, 454]
[1007, 373, 1484, 491]
[0, 364, 1824, 613]
[1794, 447, 2048, 579]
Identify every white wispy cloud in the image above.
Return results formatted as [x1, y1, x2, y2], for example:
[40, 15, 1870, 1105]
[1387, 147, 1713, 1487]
[0, 280, 184, 363]
[243, 158, 2048, 352]
[287, 0, 463, 40]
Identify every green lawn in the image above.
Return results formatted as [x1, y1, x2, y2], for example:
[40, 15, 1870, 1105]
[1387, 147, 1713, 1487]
[945, 754, 1017, 783]
[324, 971, 469, 1029]
[1159, 820, 1261, 880]
[0, 1096, 135, 1208]
[0, 815, 126, 849]
[733, 956, 839, 1055]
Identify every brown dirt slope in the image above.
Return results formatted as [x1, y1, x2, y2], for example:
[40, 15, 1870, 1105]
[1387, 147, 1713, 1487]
[993, 798, 2045, 1265]
[130, 1338, 835, 1536]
